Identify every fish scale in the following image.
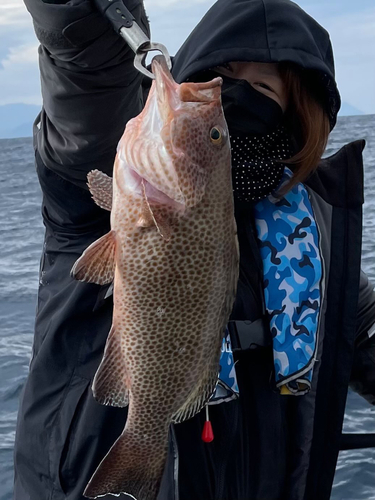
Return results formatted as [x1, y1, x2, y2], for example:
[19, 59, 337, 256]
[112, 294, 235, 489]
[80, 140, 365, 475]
[71, 56, 239, 500]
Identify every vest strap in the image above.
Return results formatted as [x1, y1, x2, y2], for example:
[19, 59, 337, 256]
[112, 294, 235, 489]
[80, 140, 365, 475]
[228, 319, 271, 351]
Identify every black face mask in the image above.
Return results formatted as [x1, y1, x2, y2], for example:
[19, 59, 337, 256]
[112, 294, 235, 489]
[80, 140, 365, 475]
[230, 126, 292, 202]
[217, 75, 291, 202]
[220, 75, 284, 136]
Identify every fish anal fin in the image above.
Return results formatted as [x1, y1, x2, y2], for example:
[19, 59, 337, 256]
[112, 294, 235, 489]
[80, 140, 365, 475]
[71, 230, 116, 285]
[87, 169, 113, 211]
[84, 427, 168, 499]
[92, 325, 129, 407]
[172, 368, 219, 424]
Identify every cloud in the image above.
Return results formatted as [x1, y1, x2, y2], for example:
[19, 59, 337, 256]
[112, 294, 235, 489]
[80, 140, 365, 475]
[296, 1, 375, 113]
[322, 8, 375, 114]
[0, 44, 41, 106]
[0, 0, 31, 26]
[3, 44, 38, 66]
[302, 0, 374, 17]
[0, 0, 374, 113]
[0, 0, 40, 105]
[144, 0, 215, 55]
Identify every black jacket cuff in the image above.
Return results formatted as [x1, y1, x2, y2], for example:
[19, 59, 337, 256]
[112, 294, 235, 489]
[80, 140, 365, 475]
[24, 0, 143, 48]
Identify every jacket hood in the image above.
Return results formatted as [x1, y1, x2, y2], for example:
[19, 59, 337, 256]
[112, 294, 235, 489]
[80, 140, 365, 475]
[171, 0, 341, 129]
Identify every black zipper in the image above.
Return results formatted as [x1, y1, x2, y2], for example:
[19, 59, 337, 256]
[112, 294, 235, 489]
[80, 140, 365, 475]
[215, 401, 240, 499]
[170, 424, 180, 500]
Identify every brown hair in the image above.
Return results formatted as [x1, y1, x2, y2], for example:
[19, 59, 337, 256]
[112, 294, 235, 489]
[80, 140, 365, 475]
[279, 63, 331, 193]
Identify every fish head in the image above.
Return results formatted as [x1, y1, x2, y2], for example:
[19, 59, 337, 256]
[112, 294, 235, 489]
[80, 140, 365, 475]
[116, 56, 230, 209]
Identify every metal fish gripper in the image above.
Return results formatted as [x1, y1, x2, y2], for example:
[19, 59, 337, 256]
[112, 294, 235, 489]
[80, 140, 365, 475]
[94, 0, 172, 79]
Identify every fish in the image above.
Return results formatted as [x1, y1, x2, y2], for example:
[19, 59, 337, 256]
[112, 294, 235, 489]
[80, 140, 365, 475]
[71, 55, 239, 500]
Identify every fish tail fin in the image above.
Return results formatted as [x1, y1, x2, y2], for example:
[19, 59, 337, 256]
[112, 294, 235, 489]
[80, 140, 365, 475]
[84, 428, 168, 500]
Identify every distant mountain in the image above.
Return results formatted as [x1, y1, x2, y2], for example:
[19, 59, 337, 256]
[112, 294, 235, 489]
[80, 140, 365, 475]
[0, 104, 41, 139]
[0, 101, 368, 139]
[338, 102, 364, 117]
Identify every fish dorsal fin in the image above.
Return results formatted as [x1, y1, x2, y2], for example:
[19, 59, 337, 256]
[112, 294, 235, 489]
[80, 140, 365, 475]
[87, 169, 113, 211]
[140, 179, 172, 240]
[71, 230, 116, 285]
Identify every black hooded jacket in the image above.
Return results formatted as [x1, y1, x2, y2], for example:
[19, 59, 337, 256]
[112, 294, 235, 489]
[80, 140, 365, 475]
[172, 0, 340, 128]
[14, 1, 375, 500]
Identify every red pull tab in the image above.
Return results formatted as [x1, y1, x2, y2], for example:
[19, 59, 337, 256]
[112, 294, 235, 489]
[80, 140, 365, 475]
[202, 406, 214, 443]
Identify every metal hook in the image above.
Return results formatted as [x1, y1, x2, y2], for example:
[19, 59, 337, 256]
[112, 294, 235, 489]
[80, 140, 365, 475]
[133, 43, 172, 80]
[119, 25, 172, 80]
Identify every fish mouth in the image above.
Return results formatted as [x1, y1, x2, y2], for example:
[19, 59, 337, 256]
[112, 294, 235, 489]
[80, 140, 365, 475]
[151, 55, 180, 117]
[151, 55, 223, 109]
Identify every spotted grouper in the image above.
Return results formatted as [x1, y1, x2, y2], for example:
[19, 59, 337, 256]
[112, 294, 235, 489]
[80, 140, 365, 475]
[71, 56, 239, 500]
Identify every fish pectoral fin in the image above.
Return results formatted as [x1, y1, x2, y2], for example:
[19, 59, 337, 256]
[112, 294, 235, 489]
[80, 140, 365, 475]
[87, 169, 113, 211]
[141, 180, 172, 240]
[92, 324, 129, 407]
[84, 427, 168, 500]
[172, 368, 219, 424]
[71, 230, 116, 285]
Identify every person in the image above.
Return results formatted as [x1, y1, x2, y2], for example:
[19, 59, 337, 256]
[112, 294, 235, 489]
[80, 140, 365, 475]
[14, 0, 375, 499]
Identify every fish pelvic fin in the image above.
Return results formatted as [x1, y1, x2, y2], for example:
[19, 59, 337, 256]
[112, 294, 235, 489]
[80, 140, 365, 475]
[136, 197, 155, 228]
[172, 367, 219, 424]
[71, 230, 116, 285]
[87, 170, 113, 211]
[84, 429, 168, 500]
[93, 324, 129, 407]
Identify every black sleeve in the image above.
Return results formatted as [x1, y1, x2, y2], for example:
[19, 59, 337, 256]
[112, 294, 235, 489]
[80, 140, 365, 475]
[349, 270, 375, 405]
[24, 0, 150, 189]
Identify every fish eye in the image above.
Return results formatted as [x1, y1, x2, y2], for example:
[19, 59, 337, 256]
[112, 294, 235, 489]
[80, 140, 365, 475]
[210, 127, 222, 144]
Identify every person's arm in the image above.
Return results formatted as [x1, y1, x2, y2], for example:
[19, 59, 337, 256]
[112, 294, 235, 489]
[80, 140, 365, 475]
[24, 0, 150, 189]
[349, 270, 375, 405]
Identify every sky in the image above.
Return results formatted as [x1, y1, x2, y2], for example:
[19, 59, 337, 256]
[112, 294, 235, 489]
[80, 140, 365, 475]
[0, 0, 374, 114]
